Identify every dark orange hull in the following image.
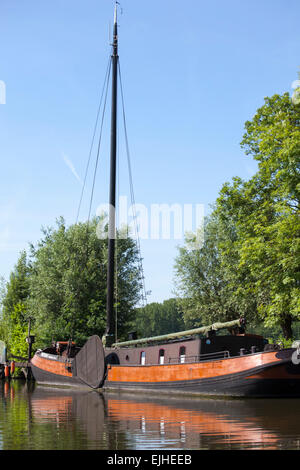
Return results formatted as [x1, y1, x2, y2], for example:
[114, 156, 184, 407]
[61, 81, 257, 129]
[104, 349, 300, 397]
[31, 335, 105, 389]
[31, 354, 84, 388]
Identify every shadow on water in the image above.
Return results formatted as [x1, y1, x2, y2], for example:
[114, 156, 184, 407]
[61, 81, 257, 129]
[1, 380, 300, 449]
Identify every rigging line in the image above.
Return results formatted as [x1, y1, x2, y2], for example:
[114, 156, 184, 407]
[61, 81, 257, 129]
[82, 57, 111, 268]
[87, 58, 112, 225]
[75, 56, 112, 224]
[118, 60, 147, 306]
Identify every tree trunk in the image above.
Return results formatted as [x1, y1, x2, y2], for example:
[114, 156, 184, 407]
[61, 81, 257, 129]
[281, 316, 293, 340]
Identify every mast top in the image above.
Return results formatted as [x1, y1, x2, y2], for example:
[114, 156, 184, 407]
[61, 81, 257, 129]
[114, 2, 117, 25]
[112, 2, 119, 57]
[114, 1, 121, 25]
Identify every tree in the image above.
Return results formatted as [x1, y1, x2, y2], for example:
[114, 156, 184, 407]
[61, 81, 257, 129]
[216, 93, 300, 339]
[0, 276, 7, 341]
[174, 212, 257, 328]
[0, 252, 31, 356]
[133, 298, 185, 338]
[5, 303, 29, 357]
[2, 251, 30, 317]
[28, 217, 143, 347]
[174, 92, 299, 339]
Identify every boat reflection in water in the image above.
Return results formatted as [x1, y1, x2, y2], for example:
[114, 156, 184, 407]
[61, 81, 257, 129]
[26, 385, 300, 450]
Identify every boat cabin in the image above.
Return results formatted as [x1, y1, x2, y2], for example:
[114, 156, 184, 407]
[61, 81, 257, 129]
[105, 333, 268, 366]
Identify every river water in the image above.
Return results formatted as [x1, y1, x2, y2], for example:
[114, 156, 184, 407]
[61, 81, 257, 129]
[1, 380, 300, 450]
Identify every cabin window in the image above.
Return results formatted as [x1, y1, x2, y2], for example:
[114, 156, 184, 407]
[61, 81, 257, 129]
[159, 349, 165, 365]
[140, 351, 146, 365]
[179, 346, 186, 363]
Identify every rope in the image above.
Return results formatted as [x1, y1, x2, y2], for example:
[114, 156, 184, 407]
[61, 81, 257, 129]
[75, 56, 112, 224]
[87, 59, 112, 225]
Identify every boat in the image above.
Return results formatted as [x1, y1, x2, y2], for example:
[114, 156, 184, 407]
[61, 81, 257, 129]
[31, 4, 300, 397]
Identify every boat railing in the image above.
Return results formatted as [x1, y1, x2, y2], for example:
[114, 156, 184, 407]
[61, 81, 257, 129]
[168, 350, 230, 364]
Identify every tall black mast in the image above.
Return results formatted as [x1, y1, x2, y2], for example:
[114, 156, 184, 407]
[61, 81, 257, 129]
[105, 3, 118, 347]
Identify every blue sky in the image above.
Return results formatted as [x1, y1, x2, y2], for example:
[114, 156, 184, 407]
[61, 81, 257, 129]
[0, 0, 299, 302]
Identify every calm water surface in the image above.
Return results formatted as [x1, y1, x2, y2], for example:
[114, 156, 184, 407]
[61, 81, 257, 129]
[1, 380, 300, 450]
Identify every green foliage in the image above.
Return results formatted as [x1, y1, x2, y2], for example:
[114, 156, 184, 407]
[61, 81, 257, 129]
[5, 303, 29, 358]
[174, 212, 257, 328]
[0, 217, 143, 351]
[3, 251, 30, 316]
[133, 298, 185, 338]
[0, 276, 7, 339]
[0, 253, 31, 356]
[27, 217, 142, 347]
